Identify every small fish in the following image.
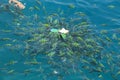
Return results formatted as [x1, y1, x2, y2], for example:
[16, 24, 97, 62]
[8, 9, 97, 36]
[101, 23, 107, 26]
[98, 63, 105, 68]
[34, 6, 40, 10]
[5, 60, 17, 66]
[43, 24, 50, 27]
[7, 70, 15, 74]
[105, 36, 111, 42]
[81, 59, 89, 64]
[100, 30, 108, 34]
[24, 61, 40, 65]
[36, 0, 42, 5]
[47, 52, 55, 57]
[23, 69, 32, 76]
[5, 44, 12, 47]
[90, 67, 102, 73]
[90, 58, 98, 65]
[108, 5, 115, 9]
[50, 28, 59, 33]
[0, 38, 11, 41]
[53, 70, 58, 74]
[116, 71, 120, 76]
[112, 33, 117, 40]
[53, 19, 59, 24]
[1, 30, 11, 33]
[68, 4, 75, 9]
[74, 12, 86, 16]
[24, 58, 40, 65]
[98, 74, 103, 78]
[13, 32, 25, 36]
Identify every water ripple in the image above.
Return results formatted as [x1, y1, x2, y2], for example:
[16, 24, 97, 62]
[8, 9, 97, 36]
[45, 0, 75, 5]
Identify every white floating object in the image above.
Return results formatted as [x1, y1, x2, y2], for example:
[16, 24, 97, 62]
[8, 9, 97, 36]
[59, 28, 69, 34]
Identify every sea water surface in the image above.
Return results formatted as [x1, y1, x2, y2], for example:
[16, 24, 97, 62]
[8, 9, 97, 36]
[0, 0, 120, 80]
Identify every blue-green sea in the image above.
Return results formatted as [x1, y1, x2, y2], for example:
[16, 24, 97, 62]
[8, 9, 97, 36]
[0, 0, 120, 80]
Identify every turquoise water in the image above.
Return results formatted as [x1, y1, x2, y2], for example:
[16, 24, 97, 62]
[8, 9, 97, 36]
[0, 0, 120, 80]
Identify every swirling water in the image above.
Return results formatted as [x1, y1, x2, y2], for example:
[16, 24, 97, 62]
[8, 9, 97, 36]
[0, 0, 120, 80]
